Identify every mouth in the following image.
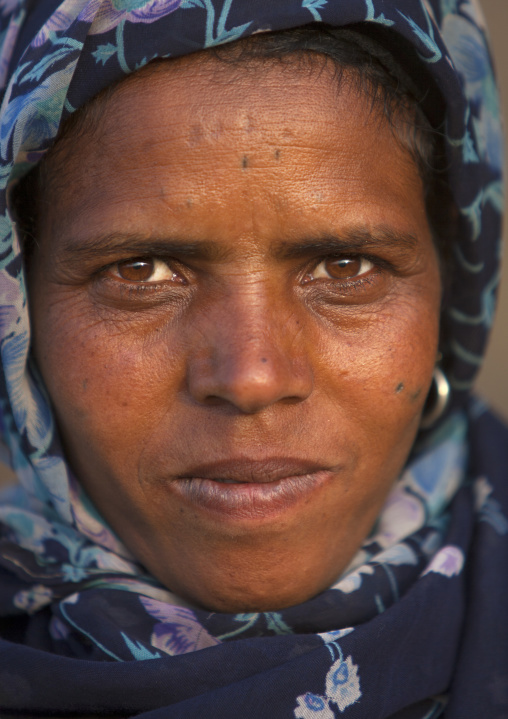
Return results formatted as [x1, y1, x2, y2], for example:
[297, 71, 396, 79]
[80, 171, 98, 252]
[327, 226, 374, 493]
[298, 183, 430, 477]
[170, 458, 336, 520]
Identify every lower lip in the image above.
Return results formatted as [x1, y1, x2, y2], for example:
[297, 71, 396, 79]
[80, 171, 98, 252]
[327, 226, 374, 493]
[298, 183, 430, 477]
[169, 471, 334, 521]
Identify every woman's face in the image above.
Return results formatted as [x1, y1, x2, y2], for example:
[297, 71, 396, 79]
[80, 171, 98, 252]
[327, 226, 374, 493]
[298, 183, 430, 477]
[29, 55, 441, 612]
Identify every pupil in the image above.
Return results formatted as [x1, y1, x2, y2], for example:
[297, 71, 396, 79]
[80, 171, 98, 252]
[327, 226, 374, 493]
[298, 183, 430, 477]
[118, 258, 154, 281]
[326, 257, 361, 279]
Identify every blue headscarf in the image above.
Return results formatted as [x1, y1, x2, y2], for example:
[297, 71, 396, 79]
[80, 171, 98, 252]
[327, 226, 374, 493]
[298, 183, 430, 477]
[0, 1, 507, 717]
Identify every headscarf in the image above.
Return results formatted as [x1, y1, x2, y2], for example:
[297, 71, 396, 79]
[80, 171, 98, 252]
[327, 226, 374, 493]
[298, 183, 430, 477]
[0, 1, 506, 717]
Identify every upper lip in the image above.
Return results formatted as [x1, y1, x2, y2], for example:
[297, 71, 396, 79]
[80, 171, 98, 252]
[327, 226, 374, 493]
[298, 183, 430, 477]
[177, 458, 331, 484]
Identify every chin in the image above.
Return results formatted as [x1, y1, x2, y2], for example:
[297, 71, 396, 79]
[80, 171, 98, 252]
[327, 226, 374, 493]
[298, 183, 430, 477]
[192, 584, 321, 614]
[161, 559, 341, 613]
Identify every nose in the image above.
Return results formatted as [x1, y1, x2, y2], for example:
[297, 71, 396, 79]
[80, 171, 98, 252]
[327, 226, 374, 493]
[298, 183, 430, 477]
[186, 296, 313, 413]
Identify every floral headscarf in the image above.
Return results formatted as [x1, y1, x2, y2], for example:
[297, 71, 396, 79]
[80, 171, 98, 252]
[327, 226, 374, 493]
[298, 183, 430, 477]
[0, 1, 506, 717]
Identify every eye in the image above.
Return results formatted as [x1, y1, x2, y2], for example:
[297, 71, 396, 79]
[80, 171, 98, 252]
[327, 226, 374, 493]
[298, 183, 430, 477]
[309, 256, 374, 281]
[109, 257, 184, 283]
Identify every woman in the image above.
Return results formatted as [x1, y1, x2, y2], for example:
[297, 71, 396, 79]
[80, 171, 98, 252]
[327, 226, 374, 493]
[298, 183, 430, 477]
[0, 0, 506, 716]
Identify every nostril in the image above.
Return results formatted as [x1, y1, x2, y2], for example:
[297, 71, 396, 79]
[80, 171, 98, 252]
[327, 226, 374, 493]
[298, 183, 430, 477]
[187, 350, 313, 413]
[185, 317, 314, 413]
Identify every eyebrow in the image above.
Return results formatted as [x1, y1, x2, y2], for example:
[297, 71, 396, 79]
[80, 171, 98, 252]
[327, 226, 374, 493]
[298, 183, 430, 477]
[58, 226, 419, 264]
[273, 228, 419, 259]
[59, 234, 231, 263]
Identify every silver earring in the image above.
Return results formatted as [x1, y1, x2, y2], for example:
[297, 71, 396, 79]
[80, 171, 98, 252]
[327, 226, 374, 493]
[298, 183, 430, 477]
[420, 366, 450, 429]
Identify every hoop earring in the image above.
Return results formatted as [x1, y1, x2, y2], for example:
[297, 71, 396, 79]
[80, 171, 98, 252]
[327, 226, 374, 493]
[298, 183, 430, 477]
[420, 366, 450, 429]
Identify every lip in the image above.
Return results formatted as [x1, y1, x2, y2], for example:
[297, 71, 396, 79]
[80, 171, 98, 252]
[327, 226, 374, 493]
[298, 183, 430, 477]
[170, 458, 336, 520]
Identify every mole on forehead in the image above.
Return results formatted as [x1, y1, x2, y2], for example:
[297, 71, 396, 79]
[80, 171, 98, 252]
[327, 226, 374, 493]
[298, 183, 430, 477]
[52, 90, 362, 176]
[48, 51, 378, 171]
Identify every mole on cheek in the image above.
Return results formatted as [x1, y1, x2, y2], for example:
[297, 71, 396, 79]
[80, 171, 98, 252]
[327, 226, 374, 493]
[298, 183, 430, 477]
[395, 383, 422, 403]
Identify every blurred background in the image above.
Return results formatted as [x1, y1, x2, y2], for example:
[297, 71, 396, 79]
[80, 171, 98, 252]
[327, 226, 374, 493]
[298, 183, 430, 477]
[474, 0, 508, 421]
[0, 2, 506, 489]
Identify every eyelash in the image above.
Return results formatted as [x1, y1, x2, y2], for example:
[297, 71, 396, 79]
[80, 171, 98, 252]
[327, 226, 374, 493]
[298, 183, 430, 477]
[105, 257, 186, 284]
[303, 256, 376, 284]
[97, 252, 389, 302]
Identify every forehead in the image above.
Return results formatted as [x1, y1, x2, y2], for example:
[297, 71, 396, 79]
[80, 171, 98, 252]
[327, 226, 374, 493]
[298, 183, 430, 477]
[48, 51, 409, 179]
[90, 52, 354, 123]
[41, 53, 424, 247]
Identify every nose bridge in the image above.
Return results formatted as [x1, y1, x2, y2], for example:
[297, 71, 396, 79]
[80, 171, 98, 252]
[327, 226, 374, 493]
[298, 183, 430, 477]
[186, 281, 313, 412]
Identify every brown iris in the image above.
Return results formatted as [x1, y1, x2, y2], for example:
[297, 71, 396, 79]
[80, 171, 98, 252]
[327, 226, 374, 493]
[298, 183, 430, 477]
[117, 258, 155, 282]
[324, 257, 362, 279]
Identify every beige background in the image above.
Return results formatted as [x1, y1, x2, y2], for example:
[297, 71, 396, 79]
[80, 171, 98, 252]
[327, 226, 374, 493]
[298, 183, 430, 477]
[0, 2, 506, 488]
[474, 0, 508, 420]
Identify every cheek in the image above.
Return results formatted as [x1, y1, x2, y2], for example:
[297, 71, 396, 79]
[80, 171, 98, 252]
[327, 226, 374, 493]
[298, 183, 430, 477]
[316, 289, 440, 435]
[30, 294, 186, 470]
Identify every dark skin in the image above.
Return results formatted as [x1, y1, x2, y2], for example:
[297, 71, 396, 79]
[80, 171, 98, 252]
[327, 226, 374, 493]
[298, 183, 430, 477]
[28, 55, 442, 612]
